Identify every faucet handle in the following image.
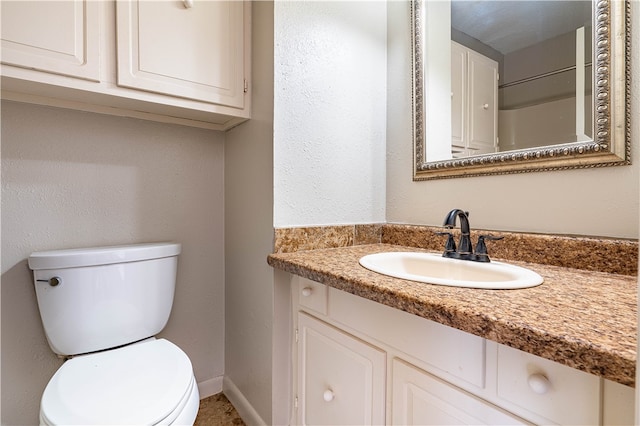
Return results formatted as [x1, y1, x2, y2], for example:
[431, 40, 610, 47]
[474, 235, 504, 262]
[436, 232, 457, 253]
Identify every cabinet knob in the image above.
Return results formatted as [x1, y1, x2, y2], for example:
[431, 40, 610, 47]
[182, 0, 194, 8]
[482, 103, 490, 110]
[527, 373, 551, 394]
[323, 389, 335, 402]
[301, 287, 313, 297]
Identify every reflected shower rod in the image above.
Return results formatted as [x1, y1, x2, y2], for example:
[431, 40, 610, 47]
[499, 62, 593, 89]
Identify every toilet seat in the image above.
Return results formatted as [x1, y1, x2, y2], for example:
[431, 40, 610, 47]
[40, 339, 197, 425]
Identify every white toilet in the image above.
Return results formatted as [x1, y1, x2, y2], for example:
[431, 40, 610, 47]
[28, 242, 200, 425]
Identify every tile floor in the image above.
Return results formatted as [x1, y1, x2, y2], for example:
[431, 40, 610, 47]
[195, 393, 245, 425]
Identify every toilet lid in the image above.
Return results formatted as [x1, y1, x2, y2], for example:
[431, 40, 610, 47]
[40, 339, 194, 425]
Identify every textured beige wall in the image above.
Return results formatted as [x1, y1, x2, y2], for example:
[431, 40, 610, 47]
[386, 1, 639, 239]
[273, 1, 387, 227]
[223, 1, 275, 423]
[1, 101, 226, 425]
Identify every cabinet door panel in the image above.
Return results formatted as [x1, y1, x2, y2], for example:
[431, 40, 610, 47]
[392, 359, 528, 426]
[451, 42, 466, 150]
[1, 0, 99, 80]
[116, 0, 245, 108]
[467, 50, 498, 152]
[298, 313, 385, 425]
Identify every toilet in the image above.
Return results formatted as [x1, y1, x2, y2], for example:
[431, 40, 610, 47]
[28, 242, 200, 425]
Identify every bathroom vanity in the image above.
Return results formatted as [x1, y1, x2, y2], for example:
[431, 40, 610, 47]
[269, 243, 636, 425]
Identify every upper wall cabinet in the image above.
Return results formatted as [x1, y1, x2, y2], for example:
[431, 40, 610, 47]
[1, 1, 100, 81]
[116, 1, 245, 109]
[0, 1, 250, 130]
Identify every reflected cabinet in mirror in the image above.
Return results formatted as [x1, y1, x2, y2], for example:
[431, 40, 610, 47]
[412, 0, 630, 180]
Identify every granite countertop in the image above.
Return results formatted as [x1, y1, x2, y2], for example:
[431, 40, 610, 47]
[268, 243, 637, 387]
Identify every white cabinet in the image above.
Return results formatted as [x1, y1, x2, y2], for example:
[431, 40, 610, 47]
[0, 0, 250, 130]
[297, 277, 328, 316]
[297, 313, 386, 425]
[451, 41, 498, 157]
[0, 1, 100, 81]
[495, 344, 600, 425]
[291, 276, 635, 425]
[392, 359, 527, 425]
[116, 0, 245, 108]
[327, 278, 486, 390]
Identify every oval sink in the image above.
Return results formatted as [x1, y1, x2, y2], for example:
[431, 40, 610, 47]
[359, 252, 543, 289]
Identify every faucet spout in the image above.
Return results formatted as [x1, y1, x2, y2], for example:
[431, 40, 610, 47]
[442, 209, 472, 255]
[443, 209, 470, 235]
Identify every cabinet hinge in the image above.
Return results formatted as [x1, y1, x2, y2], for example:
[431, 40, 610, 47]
[294, 396, 299, 409]
[295, 328, 299, 343]
[244, 78, 248, 93]
[497, 72, 500, 81]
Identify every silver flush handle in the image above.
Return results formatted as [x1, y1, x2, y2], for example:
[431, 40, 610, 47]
[37, 276, 62, 287]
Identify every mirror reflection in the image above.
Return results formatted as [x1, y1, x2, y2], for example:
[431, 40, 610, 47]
[425, 0, 593, 161]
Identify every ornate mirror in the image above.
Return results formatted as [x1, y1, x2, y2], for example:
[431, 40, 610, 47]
[412, 0, 630, 180]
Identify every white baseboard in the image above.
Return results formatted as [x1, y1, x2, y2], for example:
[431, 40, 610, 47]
[223, 376, 267, 426]
[197, 376, 223, 399]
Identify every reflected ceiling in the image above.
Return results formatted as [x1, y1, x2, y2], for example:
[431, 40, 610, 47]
[451, 1, 592, 54]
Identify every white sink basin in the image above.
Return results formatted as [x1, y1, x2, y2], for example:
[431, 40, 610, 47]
[359, 252, 543, 289]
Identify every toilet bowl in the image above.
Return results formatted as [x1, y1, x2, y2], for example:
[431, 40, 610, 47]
[29, 243, 199, 425]
[39, 339, 199, 425]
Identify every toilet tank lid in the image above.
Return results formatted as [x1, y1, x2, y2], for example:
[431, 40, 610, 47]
[28, 242, 181, 270]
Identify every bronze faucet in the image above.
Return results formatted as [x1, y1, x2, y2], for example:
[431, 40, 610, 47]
[439, 209, 502, 262]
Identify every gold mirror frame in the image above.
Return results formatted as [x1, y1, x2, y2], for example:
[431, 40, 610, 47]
[412, 0, 631, 180]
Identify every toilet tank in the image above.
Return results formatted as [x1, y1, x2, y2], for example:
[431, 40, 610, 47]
[28, 243, 181, 356]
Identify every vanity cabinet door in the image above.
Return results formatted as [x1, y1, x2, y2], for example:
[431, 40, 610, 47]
[1, 0, 100, 81]
[392, 359, 528, 426]
[116, 0, 246, 109]
[297, 312, 385, 425]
